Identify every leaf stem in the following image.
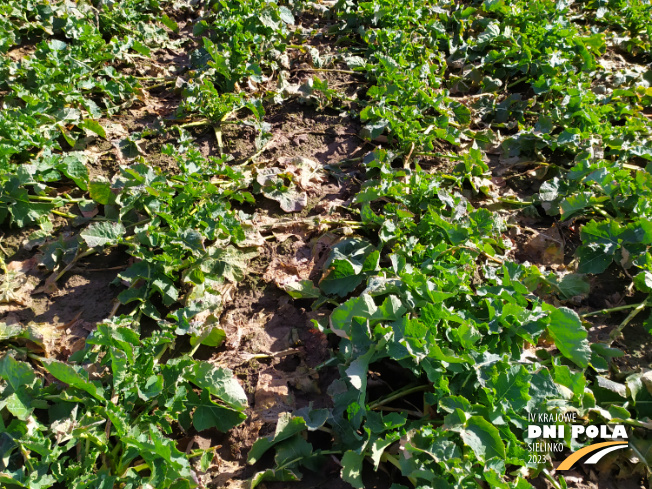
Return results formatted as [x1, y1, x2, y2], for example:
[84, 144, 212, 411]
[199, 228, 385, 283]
[608, 298, 650, 345]
[382, 453, 417, 486]
[497, 197, 533, 206]
[373, 406, 423, 417]
[144, 79, 175, 91]
[507, 76, 528, 88]
[178, 119, 211, 129]
[30, 195, 84, 203]
[368, 384, 429, 410]
[52, 210, 79, 219]
[296, 67, 358, 75]
[580, 302, 644, 317]
[542, 469, 563, 489]
[593, 205, 613, 219]
[49, 248, 98, 285]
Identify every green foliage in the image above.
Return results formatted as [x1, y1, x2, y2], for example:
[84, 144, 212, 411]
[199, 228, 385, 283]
[0, 318, 245, 488]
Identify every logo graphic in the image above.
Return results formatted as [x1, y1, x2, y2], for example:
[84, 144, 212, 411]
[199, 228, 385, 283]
[556, 440, 628, 471]
[526, 412, 629, 471]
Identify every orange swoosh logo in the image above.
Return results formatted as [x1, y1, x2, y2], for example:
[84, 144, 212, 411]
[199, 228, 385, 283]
[557, 441, 628, 471]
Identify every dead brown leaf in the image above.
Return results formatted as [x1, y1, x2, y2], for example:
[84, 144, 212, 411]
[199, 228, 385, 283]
[0, 269, 39, 306]
[278, 156, 326, 192]
[253, 368, 295, 423]
[523, 226, 565, 268]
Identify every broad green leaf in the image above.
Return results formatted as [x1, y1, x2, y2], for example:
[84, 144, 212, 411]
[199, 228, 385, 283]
[281, 280, 321, 299]
[439, 396, 471, 414]
[319, 259, 364, 297]
[0, 355, 36, 390]
[119, 261, 178, 306]
[460, 416, 506, 461]
[274, 435, 312, 466]
[80, 221, 126, 248]
[556, 274, 590, 299]
[294, 407, 329, 431]
[489, 364, 531, 411]
[161, 14, 179, 33]
[545, 306, 591, 368]
[576, 244, 613, 274]
[370, 434, 398, 469]
[137, 374, 164, 401]
[89, 180, 114, 205]
[5, 392, 33, 421]
[554, 364, 586, 400]
[341, 450, 365, 489]
[250, 468, 299, 489]
[189, 326, 226, 348]
[248, 414, 308, 464]
[329, 295, 377, 338]
[188, 390, 245, 432]
[633, 271, 652, 293]
[43, 360, 105, 401]
[58, 154, 89, 190]
[78, 120, 106, 139]
[185, 361, 247, 411]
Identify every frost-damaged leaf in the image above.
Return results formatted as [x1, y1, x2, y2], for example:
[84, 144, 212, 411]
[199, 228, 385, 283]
[257, 168, 308, 212]
[341, 451, 365, 489]
[545, 306, 591, 368]
[0, 321, 24, 340]
[342, 54, 366, 70]
[278, 157, 326, 192]
[0, 270, 32, 305]
[185, 361, 247, 412]
[596, 376, 627, 398]
[203, 245, 258, 283]
[278, 6, 295, 24]
[629, 435, 652, 470]
[264, 186, 307, 213]
[460, 416, 506, 461]
[80, 221, 125, 248]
